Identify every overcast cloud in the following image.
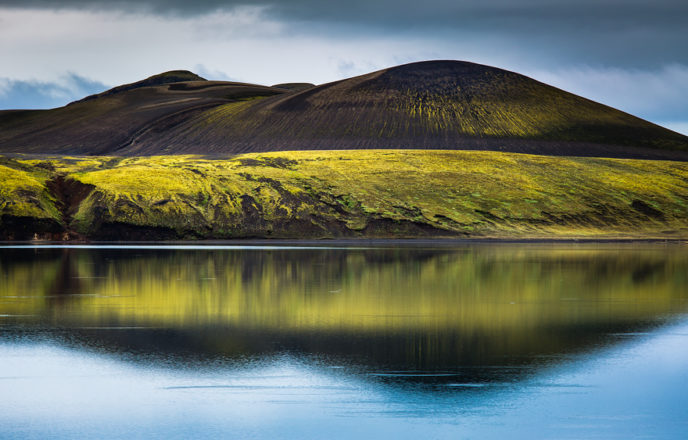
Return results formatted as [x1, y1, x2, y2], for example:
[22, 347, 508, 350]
[0, 1, 686, 134]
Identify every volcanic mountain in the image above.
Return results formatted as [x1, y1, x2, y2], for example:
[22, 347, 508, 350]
[1, 61, 687, 159]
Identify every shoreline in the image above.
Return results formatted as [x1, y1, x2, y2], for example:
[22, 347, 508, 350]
[2, 237, 687, 247]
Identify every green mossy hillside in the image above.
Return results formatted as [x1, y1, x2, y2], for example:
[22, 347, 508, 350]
[1, 150, 688, 240]
[0, 161, 59, 220]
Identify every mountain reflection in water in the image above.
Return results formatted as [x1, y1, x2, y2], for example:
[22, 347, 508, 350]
[1, 244, 687, 386]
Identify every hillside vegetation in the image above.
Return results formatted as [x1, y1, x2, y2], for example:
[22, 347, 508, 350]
[1, 150, 687, 240]
[1, 61, 687, 159]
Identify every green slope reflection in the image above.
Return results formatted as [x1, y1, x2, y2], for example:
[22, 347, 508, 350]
[1, 245, 688, 383]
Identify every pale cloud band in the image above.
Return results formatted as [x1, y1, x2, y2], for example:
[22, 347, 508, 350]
[0, 74, 107, 109]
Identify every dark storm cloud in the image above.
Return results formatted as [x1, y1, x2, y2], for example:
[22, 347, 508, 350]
[0, 74, 108, 109]
[2, 0, 686, 28]
[1, 0, 686, 67]
[0, 1, 683, 27]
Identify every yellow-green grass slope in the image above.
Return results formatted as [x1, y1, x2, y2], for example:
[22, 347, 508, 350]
[0, 158, 63, 238]
[1, 150, 687, 240]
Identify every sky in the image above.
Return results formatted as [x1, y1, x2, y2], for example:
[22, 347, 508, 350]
[0, 0, 687, 135]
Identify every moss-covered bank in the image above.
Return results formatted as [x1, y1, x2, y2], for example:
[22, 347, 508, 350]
[1, 150, 687, 240]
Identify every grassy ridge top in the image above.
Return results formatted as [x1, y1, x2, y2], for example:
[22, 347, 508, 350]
[0, 61, 686, 158]
[1, 150, 687, 240]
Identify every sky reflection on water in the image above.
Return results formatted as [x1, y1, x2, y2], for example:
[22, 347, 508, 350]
[2, 321, 688, 439]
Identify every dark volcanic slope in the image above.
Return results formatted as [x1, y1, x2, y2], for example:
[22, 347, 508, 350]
[74, 70, 208, 103]
[0, 75, 284, 155]
[1, 61, 687, 159]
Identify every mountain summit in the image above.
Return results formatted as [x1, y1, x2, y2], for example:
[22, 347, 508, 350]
[73, 70, 207, 104]
[1, 60, 686, 159]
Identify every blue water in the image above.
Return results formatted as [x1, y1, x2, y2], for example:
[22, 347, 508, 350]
[2, 321, 687, 439]
[1, 244, 687, 439]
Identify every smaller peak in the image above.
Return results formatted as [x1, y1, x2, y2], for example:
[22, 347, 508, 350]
[145, 70, 206, 82]
[271, 83, 316, 91]
[71, 70, 206, 105]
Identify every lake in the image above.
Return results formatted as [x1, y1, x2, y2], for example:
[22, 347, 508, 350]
[1, 243, 688, 439]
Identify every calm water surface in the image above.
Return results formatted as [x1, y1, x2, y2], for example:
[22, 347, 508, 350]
[1, 243, 688, 439]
